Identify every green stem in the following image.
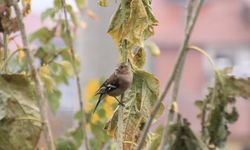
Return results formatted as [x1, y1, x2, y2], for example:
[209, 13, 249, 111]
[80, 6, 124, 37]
[60, 0, 90, 149]
[3, 33, 8, 63]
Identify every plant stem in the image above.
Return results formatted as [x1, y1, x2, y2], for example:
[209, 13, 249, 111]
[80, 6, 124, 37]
[159, 1, 204, 149]
[136, 0, 204, 149]
[12, 1, 56, 150]
[60, 0, 90, 149]
[3, 33, 8, 63]
[117, 40, 127, 149]
[117, 95, 124, 150]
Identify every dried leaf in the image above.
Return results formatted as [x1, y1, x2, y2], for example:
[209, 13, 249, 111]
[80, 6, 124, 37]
[196, 68, 250, 148]
[167, 115, 203, 150]
[1, 17, 19, 34]
[131, 48, 146, 68]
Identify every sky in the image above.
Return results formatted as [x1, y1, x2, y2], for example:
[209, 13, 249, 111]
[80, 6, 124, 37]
[31, 0, 77, 14]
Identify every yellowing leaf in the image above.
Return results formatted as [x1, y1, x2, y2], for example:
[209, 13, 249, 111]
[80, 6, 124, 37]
[131, 48, 146, 68]
[84, 80, 100, 102]
[146, 41, 161, 57]
[60, 61, 74, 76]
[18, 49, 25, 62]
[39, 65, 50, 76]
[103, 102, 113, 117]
[105, 95, 116, 105]
[98, 0, 109, 7]
[91, 113, 100, 124]
[107, 0, 158, 47]
[85, 102, 94, 113]
[84, 80, 99, 112]
[39, 65, 54, 92]
[75, 0, 87, 11]
[22, 0, 32, 16]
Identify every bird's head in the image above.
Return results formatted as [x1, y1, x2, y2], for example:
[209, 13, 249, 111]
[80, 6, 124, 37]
[116, 62, 130, 74]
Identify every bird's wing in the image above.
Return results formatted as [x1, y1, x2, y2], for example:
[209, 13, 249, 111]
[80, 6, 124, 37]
[95, 73, 119, 95]
[93, 94, 104, 113]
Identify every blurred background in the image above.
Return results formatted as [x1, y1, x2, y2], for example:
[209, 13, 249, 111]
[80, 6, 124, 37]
[26, 0, 250, 149]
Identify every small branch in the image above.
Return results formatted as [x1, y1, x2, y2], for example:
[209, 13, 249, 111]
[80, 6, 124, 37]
[136, 0, 204, 149]
[188, 45, 217, 73]
[0, 48, 21, 72]
[160, 1, 204, 149]
[12, 1, 56, 150]
[3, 32, 8, 63]
[60, 0, 90, 149]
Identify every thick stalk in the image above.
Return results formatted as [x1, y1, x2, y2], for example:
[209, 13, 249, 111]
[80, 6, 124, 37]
[117, 40, 128, 149]
[12, 1, 55, 150]
[60, 0, 90, 149]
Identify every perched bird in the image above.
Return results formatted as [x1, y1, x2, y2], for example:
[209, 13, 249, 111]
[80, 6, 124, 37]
[93, 62, 133, 113]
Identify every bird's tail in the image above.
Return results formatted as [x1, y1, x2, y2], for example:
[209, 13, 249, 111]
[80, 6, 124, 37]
[93, 94, 104, 113]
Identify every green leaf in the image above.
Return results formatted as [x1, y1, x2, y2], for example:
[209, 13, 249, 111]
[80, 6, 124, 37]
[75, 0, 86, 10]
[41, 8, 58, 21]
[0, 74, 42, 150]
[66, 5, 81, 27]
[54, 0, 62, 9]
[47, 89, 61, 113]
[225, 107, 239, 124]
[56, 137, 78, 150]
[148, 126, 164, 150]
[30, 27, 55, 44]
[70, 126, 84, 147]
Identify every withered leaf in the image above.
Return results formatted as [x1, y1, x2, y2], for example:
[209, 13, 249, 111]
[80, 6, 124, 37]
[107, 0, 158, 48]
[196, 68, 250, 149]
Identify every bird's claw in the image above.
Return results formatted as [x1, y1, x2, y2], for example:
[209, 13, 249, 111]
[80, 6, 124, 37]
[118, 102, 125, 107]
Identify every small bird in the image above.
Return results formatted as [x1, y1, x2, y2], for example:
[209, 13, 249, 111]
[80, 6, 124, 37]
[93, 62, 133, 113]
